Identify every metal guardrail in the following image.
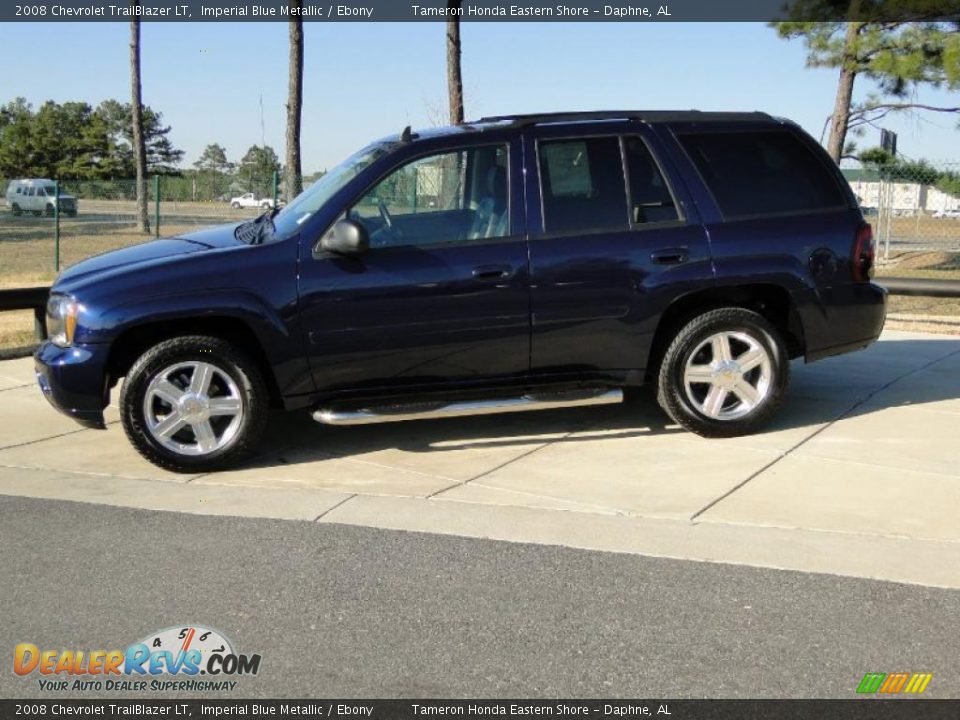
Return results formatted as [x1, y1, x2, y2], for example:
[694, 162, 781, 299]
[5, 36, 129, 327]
[0, 287, 48, 342]
[877, 277, 960, 298]
[0, 278, 958, 348]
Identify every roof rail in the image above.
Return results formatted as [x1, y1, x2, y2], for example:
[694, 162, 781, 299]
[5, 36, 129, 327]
[475, 110, 772, 127]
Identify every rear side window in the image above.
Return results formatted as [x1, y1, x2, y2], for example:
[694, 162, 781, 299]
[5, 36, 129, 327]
[539, 137, 628, 234]
[678, 130, 848, 218]
[624, 137, 679, 224]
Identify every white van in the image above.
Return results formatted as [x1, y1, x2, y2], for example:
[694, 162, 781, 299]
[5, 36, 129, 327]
[5, 179, 77, 217]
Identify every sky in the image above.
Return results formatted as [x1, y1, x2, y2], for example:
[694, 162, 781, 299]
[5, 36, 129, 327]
[1, 21, 958, 172]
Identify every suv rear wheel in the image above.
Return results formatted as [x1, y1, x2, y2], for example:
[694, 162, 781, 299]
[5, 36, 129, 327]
[656, 308, 789, 437]
[120, 335, 269, 472]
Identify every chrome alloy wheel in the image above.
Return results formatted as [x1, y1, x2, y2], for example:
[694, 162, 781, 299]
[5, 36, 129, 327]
[142, 361, 244, 456]
[682, 331, 772, 421]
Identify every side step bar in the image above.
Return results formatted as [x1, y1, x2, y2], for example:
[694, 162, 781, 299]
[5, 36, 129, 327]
[313, 389, 623, 426]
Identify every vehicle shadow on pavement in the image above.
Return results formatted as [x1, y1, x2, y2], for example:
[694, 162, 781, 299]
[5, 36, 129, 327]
[228, 338, 960, 472]
[253, 393, 682, 465]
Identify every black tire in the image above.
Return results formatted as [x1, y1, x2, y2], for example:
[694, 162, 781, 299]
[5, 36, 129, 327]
[231, 202, 241, 209]
[120, 335, 269, 473]
[11, 203, 21, 216]
[656, 307, 790, 438]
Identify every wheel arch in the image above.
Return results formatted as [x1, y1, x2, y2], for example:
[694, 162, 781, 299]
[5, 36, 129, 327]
[105, 317, 283, 407]
[645, 283, 805, 381]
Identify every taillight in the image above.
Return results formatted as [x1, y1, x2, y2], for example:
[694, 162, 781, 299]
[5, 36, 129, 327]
[852, 222, 875, 281]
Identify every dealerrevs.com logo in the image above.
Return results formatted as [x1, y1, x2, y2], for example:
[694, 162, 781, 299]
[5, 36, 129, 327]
[13, 625, 261, 692]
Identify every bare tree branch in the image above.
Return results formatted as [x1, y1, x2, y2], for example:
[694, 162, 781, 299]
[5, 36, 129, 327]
[862, 103, 960, 113]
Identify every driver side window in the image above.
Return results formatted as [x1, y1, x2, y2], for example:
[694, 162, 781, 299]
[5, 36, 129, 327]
[349, 144, 509, 249]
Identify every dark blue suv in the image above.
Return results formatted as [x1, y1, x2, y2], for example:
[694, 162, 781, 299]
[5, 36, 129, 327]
[35, 111, 886, 472]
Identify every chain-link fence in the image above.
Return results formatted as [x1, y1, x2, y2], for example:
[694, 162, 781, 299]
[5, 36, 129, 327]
[4, 163, 960, 289]
[0, 173, 280, 288]
[844, 162, 960, 260]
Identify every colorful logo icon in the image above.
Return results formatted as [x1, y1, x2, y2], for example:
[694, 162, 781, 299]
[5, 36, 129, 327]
[857, 672, 933, 694]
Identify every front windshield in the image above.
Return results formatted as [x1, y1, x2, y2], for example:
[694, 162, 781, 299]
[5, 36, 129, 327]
[273, 142, 394, 238]
[43, 185, 56, 196]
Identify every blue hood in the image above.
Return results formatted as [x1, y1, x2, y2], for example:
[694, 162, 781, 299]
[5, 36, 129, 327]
[54, 223, 244, 292]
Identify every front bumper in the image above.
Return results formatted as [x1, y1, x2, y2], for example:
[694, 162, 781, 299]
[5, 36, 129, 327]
[34, 341, 110, 429]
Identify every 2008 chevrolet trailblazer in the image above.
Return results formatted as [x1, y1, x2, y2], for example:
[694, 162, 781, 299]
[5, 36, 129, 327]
[35, 111, 886, 472]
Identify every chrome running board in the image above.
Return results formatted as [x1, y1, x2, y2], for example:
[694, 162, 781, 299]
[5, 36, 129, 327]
[312, 389, 623, 426]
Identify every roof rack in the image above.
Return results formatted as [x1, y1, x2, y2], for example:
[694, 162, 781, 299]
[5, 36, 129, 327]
[475, 110, 771, 127]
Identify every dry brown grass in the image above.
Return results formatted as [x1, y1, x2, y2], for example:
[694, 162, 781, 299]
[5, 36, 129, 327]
[2, 205, 960, 349]
[875, 251, 960, 327]
[0, 310, 37, 350]
[0, 199, 259, 288]
[866, 213, 960, 247]
[876, 250, 960, 280]
[0, 199, 259, 349]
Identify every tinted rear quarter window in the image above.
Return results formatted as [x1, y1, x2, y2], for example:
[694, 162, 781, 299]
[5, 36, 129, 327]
[678, 130, 849, 218]
[624, 136, 679, 224]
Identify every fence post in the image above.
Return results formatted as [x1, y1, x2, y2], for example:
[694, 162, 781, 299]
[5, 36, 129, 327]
[272, 171, 279, 208]
[53, 179, 60, 272]
[154, 175, 160, 238]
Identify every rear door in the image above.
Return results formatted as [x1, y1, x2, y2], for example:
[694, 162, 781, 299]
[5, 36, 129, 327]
[525, 125, 713, 379]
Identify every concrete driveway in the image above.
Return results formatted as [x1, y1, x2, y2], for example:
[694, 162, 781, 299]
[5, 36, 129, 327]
[1, 328, 959, 589]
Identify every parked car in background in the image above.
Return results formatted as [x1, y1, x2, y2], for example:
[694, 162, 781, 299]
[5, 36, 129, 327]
[932, 209, 960, 219]
[230, 192, 275, 210]
[36, 110, 886, 472]
[5, 179, 77, 217]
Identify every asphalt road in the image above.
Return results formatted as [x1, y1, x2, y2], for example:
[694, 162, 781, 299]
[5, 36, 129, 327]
[2, 495, 959, 700]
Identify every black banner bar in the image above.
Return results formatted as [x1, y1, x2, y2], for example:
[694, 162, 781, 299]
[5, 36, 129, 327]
[3, 700, 960, 719]
[4, 0, 960, 22]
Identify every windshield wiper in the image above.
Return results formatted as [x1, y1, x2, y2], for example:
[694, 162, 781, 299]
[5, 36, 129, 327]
[253, 206, 280, 244]
[234, 206, 280, 245]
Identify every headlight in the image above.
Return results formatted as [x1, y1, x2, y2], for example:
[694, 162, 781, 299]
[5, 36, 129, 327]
[46, 294, 80, 348]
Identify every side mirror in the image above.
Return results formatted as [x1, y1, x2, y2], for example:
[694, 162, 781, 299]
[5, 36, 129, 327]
[322, 219, 369, 256]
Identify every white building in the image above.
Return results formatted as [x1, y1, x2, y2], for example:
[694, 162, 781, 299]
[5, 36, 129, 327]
[842, 169, 960, 213]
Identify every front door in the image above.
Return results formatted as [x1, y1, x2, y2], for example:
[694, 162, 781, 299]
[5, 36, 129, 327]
[298, 139, 530, 397]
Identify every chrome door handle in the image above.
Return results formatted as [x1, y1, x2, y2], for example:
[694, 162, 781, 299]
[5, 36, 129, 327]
[472, 265, 513, 281]
[651, 248, 689, 265]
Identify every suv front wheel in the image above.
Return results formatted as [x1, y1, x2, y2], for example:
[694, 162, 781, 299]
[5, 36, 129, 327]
[120, 335, 269, 472]
[656, 308, 790, 437]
